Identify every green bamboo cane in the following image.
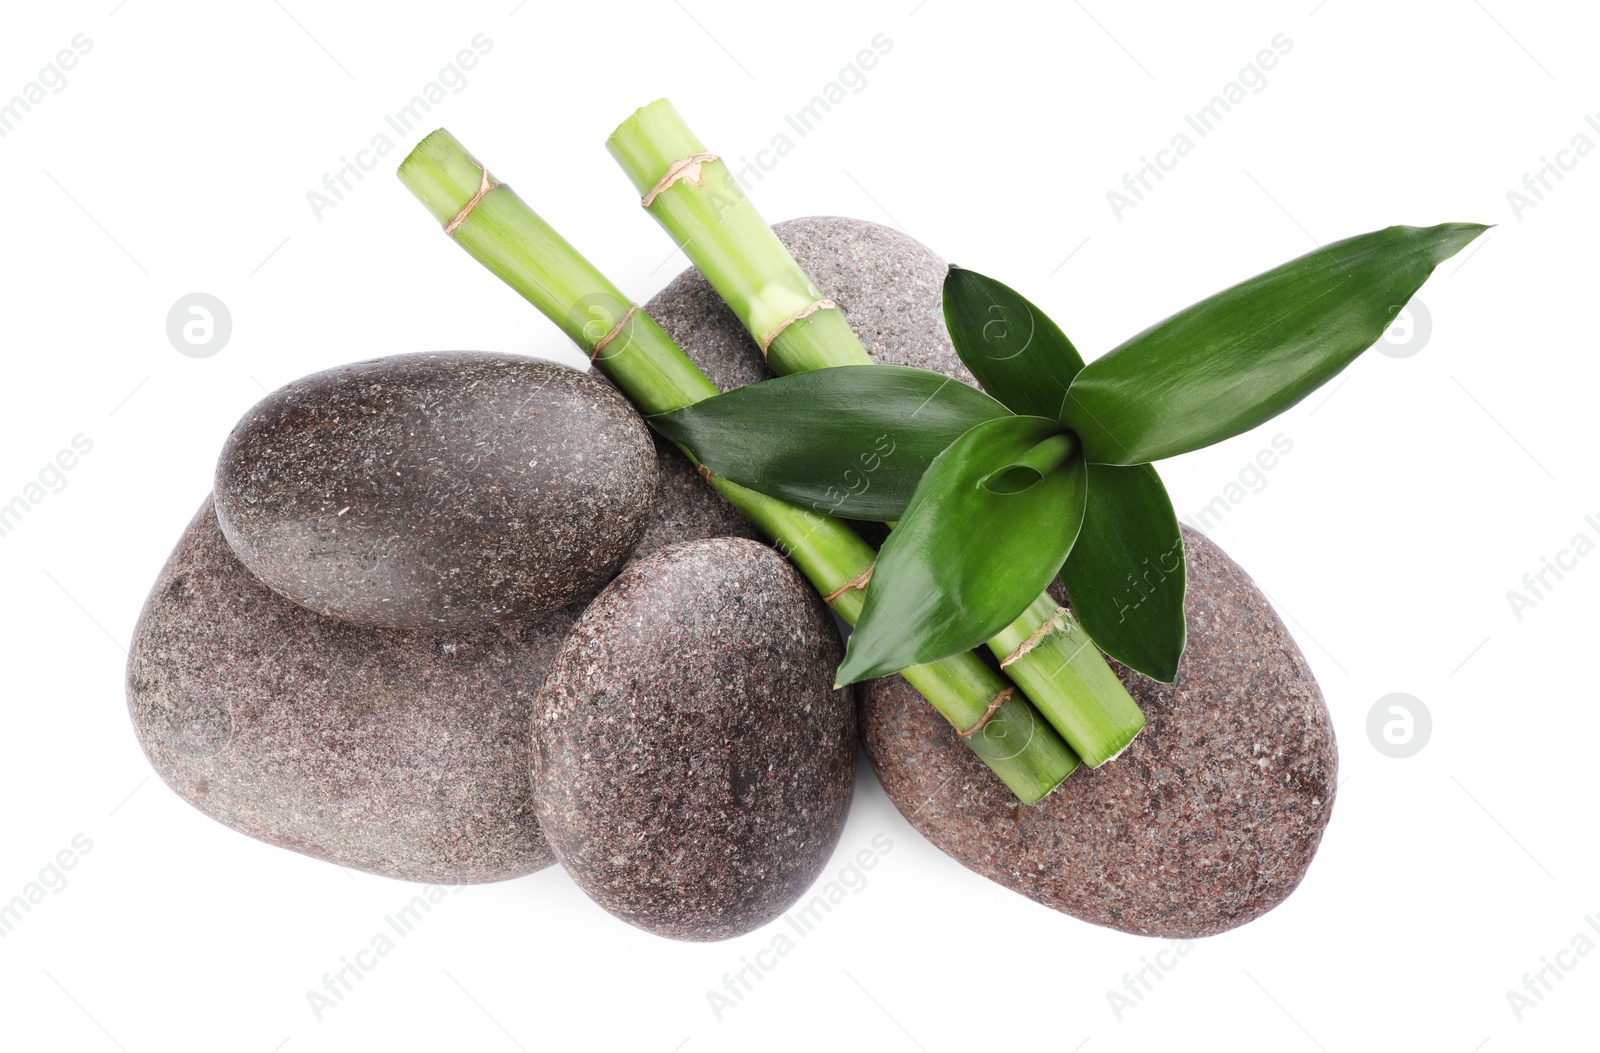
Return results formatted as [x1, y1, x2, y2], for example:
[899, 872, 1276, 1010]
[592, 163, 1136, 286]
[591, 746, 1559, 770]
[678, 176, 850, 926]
[397, 129, 1079, 803]
[606, 99, 1145, 766]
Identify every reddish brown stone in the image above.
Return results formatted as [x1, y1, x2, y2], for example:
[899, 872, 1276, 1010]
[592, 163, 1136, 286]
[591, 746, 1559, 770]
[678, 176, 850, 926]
[862, 527, 1337, 938]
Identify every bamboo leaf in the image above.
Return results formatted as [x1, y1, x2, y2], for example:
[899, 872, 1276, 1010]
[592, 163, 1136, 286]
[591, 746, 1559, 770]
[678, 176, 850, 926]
[649, 365, 1011, 520]
[1061, 463, 1186, 682]
[1063, 223, 1489, 464]
[943, 265, 1086, 421]
[980, 432, 1078, 494]
[836, 416, 1086, 684]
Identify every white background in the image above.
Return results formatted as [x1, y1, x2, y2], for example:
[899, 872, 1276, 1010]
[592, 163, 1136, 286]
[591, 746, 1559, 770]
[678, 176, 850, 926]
[1, 1, 1594, 1050]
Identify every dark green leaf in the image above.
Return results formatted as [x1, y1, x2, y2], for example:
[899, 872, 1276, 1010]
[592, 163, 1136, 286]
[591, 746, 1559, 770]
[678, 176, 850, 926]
[1062, 223, 1489, 464]
[980, 432, 1078, 494]
[1061, 463, 1186, 682]
[943, 265, 1086, 421]
[649, 365, 1011, 521]
[836, 416, 1086, 684]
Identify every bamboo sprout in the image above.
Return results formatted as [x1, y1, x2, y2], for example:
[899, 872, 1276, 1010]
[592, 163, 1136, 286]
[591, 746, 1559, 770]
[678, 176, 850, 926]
[397, 129, 1080, 802]
[607, 100, 1145, 766]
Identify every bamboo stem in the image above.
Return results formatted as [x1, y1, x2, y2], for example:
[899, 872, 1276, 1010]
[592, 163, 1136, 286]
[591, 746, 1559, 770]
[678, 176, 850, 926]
[607, 99, 1146, 766]
[397, 129, 1079, 802]
[988, 597, 1145, 766]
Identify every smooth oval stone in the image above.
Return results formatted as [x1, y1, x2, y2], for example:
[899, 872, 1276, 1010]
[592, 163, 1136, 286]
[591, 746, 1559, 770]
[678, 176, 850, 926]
[638, 215, 964, 554]
[862, 527, 1337, 938]
[532, 537, 854, 941]
[215, 351, 657, 629]
[127, 497, 563, 883]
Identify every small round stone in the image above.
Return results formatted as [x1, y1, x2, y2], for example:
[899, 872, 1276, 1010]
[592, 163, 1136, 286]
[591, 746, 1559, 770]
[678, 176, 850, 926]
[127, 497, 563, 883]
[532, 537, 855, 941]
[215, 351, 657, 629]
[862, 527, 1337, 938]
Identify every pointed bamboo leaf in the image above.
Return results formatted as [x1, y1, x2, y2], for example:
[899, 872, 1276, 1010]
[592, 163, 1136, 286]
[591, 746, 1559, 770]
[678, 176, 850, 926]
[836, 416, 1086, 684]
[649, 365, 1011, 521]
[1061, 463, 1186, 682]
[943, 265, 1086, 421]
[1062, 223, 1489, 464]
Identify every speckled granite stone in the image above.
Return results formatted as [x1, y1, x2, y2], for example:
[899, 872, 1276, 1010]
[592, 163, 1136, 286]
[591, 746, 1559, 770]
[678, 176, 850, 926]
[627, 433, 760, 561]
[532, 538, 854, 941]
[127, 497, 562, 883]
[862, 527, 1337, 938]
[637, 215, 967, 554]
[215, 351, 656, 629]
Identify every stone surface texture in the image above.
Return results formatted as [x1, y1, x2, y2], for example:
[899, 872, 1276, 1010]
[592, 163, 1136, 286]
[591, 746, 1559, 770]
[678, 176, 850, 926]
[532, 538, 855, 941]
[862, 526, 1337, 938]
[127, 497, 563, 883]
[215, 351, 656, 629]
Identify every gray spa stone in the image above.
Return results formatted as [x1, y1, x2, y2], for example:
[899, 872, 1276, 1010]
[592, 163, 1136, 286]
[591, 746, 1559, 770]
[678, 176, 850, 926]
[215, 351, 656, 629]
[127, 497, 563, 883]
[626, 433, 760, 562]
[532, 538, 855, 941]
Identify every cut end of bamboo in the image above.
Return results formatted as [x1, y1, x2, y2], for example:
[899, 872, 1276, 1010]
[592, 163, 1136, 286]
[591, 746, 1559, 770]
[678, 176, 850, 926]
[397, 128, 485, 227]
[1074, 707, 1149, 768]
[1087, 720, 1146, 767]
[606, 98, 707, 199]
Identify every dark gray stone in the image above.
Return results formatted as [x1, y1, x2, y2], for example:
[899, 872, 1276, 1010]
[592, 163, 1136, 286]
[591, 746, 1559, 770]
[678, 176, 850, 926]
[215, 351, 656, 629]
[628, 434, 760, 562]
[127, 497, 562, 883]
[532, 538, 855, 941]
[862, 526, 1337, 938]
